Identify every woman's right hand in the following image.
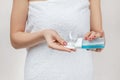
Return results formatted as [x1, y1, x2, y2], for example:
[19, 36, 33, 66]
[43, 29, 76, 52]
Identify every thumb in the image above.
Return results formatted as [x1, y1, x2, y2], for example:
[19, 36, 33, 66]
[55, 34, 67, 46]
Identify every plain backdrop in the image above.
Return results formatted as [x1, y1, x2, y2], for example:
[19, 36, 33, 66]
[0, 0, 120, 80]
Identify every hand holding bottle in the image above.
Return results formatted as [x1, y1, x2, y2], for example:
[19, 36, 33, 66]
[84, 31, 105, 52]
[64, 30, 105, 52]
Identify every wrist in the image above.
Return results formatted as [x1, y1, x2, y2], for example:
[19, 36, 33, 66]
[90, 29, 104, 32]
[39, 29, 48, 40]
[40, 29, 53, 39]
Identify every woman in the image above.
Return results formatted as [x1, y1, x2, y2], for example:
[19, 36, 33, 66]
[10, 0, 104, 80]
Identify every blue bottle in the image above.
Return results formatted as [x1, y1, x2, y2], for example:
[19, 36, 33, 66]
[65, 37, 105, 49]
[74, 37, 105, 49]
[64, 31, 105, 49]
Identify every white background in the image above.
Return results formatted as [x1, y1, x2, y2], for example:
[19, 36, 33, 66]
[0, 0, 120, 80]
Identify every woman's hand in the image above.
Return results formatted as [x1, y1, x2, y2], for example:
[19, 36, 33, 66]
[43, 29, 76, 52]
[84, 31, 105, 52]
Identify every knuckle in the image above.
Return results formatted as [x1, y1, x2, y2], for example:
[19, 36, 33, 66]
[87, 32, 90, 34]
[91, 31, 94, 33]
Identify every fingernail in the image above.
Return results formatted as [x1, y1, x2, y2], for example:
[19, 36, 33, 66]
[85, 37, 88, 40]
[63, 41, 67, 45]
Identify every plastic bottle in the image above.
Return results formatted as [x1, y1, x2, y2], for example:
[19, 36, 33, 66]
[64, 31, 105, 49]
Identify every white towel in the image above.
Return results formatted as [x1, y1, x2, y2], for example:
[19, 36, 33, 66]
[24, 0, 93, 80]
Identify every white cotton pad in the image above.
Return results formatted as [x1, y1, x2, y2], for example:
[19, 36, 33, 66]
[64, 42, 75, 49]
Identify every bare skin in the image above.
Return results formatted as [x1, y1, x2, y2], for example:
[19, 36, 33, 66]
[29, 0, 47, 1]
[84, 0, 105, 52]
[10, 0, 75, 53]
[10, 0, 105, 53]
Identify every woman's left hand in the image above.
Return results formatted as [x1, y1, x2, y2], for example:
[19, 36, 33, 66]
[84, 31, 105, 52]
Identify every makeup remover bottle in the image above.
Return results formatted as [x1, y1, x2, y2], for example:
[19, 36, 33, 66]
[75, 37, 105, 49]
[65, 37, 105, 49]
[64, 31, 105, 49]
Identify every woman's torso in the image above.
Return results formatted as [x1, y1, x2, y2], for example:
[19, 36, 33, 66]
[26, 0, 90, 41]
[24, 1, 93, 80]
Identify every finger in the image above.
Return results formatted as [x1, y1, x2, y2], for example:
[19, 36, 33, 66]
[95, 32, 103, 38]
[98, 49, 103, 52]
[88, 31, 96, 41]
[99, 31, 105, 38]
[55, 44, 75, 52]
[55, 34, 67, 46]
[90, 49, 97, 51]
[95, 48, 102, 52]
[84, 32, 91, 40]
[48, 42, 75, 52]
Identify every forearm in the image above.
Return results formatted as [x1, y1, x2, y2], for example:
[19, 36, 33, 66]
[10, 30, 45, 49]
[90, 0, 103, 32]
